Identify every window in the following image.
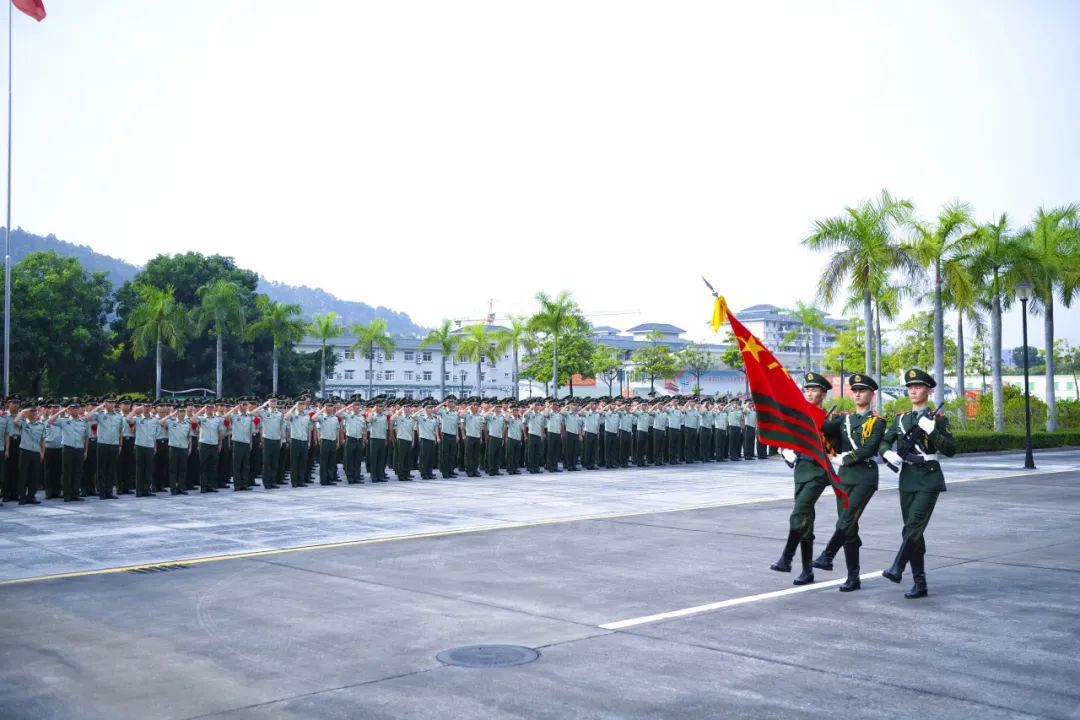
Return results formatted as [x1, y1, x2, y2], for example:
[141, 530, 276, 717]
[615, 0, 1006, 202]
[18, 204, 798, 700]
[480, 372, 486, 381]
[460, 371, 468, 381]
[344, 370, 354, 380]
[364, 351, 373, 360]
[504, 373, 509, 379]
[336, 351, 345, 362]
[504, 354, 509, 360]
[376, 372, 383, 381]
[327, 372, 336, 380]
[444, 372, 450, 381]
[364, 370, 371, 380]
[421, 351, 432, 362]
[376, 352, 384, 362]
[403, 390, 414, 399]
[423, 371, 432, 381]
[345, 350, 355, 360]
[385, 370, 395, 381]
[404, 351, 414, 361]
[404, 371, 413, 381]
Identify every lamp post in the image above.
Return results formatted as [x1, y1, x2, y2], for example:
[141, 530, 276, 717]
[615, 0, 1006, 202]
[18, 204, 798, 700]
[837, 352, 846, 403]
[1016, 280, 1036, 470]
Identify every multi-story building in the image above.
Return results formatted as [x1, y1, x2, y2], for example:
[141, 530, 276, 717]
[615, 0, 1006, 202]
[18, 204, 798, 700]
[737, 304, 846, 371]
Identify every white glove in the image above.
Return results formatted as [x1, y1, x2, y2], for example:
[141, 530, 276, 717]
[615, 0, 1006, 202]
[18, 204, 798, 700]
[883, 450, 903, 468]
[780, 449, 797, 463]
[918, 416, 937, 434]
[830, 455, 845, 472]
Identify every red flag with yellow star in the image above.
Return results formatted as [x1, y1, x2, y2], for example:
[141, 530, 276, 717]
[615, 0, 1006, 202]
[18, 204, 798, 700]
[713, 297, 848, 505]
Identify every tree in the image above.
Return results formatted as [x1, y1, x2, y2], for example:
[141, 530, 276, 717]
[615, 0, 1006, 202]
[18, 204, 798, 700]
[677, 343, 713, 396]
[527, 290, 586, 400]
[890, 312, 957, 385]
[308, 312, 343, 398]
[1055, 339, 1080, 400]
[3, 251, 113, 396]
[420, 319, 459, 400]
[1017, 204, 1080, 431]
[910, 200, 975, 405]
[631, 331, 678, 394]
[593, 343, 622, 397]
[455, 324, 510, 398]
[939, 254, 983, 406]
[351, 318, 395, 399]
[968, 328, 992, 392]
[780, 301, 828, 373]
[521, 330, 595, 396]
[496, 315, 530, 399]
[194, 279, 247, 399]
[820, 319, 867, 377]
[803, 189, 919, 381]
[1010, 345, 1043, 370]
[246, 295, 306, 395]
[128, 284, 189, 400]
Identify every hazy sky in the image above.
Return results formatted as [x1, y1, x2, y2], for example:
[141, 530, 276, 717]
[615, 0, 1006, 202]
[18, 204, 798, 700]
[5, 0, 1079, 359]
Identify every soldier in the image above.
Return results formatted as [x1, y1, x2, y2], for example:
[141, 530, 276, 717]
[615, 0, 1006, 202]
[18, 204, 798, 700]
[391, 402, 416, 481]
[285, 398, 312, 487]
[542, 400, 562, 473]
[562, 401, 581, 471]
[82, 400, 99, 498]
[485, 401, 507, 476]
[771, 372, 835, 585]
[813, 373, 886, 592]
[437, 396, 460, 479]
[254, 397, 285, 488]
[43, 402, 64, 499]
[91, 398, 123, 499]
[0, 397, 13, 505]
[463, 399, 485, 477]
[524, 401, 545, 473]
[118, 398, 135, 495]
[727, 401, 743, 461]
[50, 400, 90, 502]
[194, 403, 223, 493]
[743, 400, 758, 461]
[340, 398, 367, 483]
[415, 400, 439, 480]
[664, 400, 681, 464]
[713, 399, 728, 461]
[160, 403, 192, 495]
[505, 404, 525, 475]
[126, 404, 159, 497]
[699, 400, 713, 462]
[227, 400, 256, 490]
[581, 400, 600, 470]
[12, 403, 46, 504]
[367, 399, 389, 482]
[617, 400, 633, 467]
[153, 403, 170, 492]
[879, 368, 956, 599]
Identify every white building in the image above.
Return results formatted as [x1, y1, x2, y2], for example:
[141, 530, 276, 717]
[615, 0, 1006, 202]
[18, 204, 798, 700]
[737, 304, 846, 370]
[945, 374, 1079, 402]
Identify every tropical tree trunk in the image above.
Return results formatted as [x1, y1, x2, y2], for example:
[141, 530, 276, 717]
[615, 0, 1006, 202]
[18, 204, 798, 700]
[991, 276, 1004, 432]
[368, 346, 374, 399]
[216, 332, 224, 399]
[551, 335, 560, 400]
[320, 343, 326, 398]
[440, 355, 447, 399]
[956, 313, 966, 427]
[155, 339, 163, 401]
[476, 359, 482, 398]
[862, 291, 873, 376]
[1045, 301, 1056, 432]
[272, 343, 280, 395]
[933, 258, 945, 408]
[875, 302, 883, 414]
[512, 346, 519, 399]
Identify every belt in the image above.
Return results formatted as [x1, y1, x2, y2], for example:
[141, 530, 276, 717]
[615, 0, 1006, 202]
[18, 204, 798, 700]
[905, 452, 938, 463]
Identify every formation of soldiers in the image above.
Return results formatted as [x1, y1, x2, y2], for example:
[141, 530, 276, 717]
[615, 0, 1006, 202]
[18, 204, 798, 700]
[0, 393, 775, 506]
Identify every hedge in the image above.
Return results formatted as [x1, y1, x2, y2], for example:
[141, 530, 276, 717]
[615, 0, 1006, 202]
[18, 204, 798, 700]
[953, 431, 1080, 453]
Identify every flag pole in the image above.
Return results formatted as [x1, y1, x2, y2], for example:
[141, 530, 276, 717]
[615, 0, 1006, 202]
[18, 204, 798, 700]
[3, 0, 11, 396]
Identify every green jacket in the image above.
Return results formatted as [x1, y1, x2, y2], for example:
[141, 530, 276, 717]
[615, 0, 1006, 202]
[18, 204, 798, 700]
[879, 410, 956, 492]
[823, 410, 885, 488]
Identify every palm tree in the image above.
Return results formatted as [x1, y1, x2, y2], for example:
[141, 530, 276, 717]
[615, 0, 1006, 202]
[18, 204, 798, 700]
[351, 318, 395, 400]
[780, 301, 828, 373]
[843, 277, 906, 411]
[803, 189, 917, 379]
[420, 319, 459, 400]
[527, 290, 585, 400]
[939, 255, 984, 417]
[455, 324, 510, 398]
[128, 284, 189, 400]
[194, 279, 247, 399]
[247, 295, 306, 395]
[910, 200, 975, 406]
[497, 315, 530, 399]
[308, 312, 343, 398]
[1017, 204, 1080, 431]
[969, 214, 1032, 431]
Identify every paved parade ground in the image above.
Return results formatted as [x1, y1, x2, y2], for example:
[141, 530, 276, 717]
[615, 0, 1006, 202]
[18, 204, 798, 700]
[2, 450, 1079, 719]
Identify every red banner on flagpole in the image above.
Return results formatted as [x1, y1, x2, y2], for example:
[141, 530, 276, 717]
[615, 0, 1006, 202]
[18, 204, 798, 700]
[12, 0, 46, 22]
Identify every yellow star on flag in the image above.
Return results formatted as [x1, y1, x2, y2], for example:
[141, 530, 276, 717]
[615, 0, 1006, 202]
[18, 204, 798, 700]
[738, 334, 766, 363]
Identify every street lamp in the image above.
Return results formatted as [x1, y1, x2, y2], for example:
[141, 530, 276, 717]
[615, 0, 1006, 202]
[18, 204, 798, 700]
[1016, 280, 1036, 470]
[837, 352, 846, 403]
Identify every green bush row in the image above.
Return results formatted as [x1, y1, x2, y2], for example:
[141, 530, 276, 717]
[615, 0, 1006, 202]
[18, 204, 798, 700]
[953, 431, 1080, 453]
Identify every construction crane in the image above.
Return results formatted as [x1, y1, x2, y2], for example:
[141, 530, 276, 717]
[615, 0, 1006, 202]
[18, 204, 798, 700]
[453, 300, 638, 328]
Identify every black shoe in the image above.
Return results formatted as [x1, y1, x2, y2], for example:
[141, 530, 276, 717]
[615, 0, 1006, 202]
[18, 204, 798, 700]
[119, 490, 134, 495]
[770, 530, 801, 573]
[234, 487, 252, 491]
[202, 488, 219, 493]
[812, 529, 846, 571]
[19, 499, 42, 505]
[101, 494, 118, 500]
[838, 545, 861, 592]
[177, 490, 189, 495]
[793, 541, 815, 585]
[398, 477, 413, 481]
[882, 538, 915, 583]
[905, 555, 928, 598]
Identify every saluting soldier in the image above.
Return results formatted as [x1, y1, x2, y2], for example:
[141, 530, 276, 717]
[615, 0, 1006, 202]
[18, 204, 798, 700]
[160, 403, 193, 495]
[92, 398, 123, 499]
[13, 403, 46, 504]
[391, 402, 417, 481]
[634, 401, 651, 467]
[285, 398, 313, 487]
[879, 368, 956, 599]
[42, 402, 64, 499]
[255, 397, 286, 488]
[713, 399, 728, 461]
[505, 404, 525, 475]
[195, 403, 224, 493]
[367, 399, 389, 482]
[0, 397, 14, 505]
[227, 400, 256, 490]
[485, 401, 507, 476]
[699, 401, 713, 462]
[82, 400, 99, 498]
[462, 400, 485, 477]
[437, 397, 460, 479]
[742, 401, 758, 461]
[562, 401, 582, 471]
[117, 399, 135, 495]
[666, 400, 683, 464]
[813, 373, 886, 592]
[125, 404, 159, 497]
[726, 401, 743, 461]
[153, 403, 170, 492]
[524, 401, 545, 474]
[415, 401, 439, 480]
[50, 401, 90, 502]
[771, 372, 835, 585]
[543, 401, 564, 473]
[340, 399, 367, 483]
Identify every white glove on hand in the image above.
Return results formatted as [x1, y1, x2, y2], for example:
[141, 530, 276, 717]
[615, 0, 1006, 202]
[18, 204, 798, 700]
[830, 455, 845, 472]
[918, 416, 937, 434]
[883, 450, 903, 468]
[780, 449, 797, 463]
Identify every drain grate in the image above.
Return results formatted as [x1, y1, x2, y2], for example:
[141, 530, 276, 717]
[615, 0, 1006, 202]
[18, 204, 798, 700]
[436, 645, 540, 668]
[126, 563, 191, 575]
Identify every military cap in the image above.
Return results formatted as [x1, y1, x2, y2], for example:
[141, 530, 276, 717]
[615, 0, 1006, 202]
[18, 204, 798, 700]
[848, 373, 878, 391]
[802, 371, 833, 390]
[904, 368, 935, 388]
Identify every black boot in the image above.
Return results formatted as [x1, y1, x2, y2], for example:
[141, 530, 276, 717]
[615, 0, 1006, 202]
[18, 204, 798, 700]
[770, 529, 801, 572]
[793, 540, 815, 585]
[812, 529, 845, 571]
[838, 544, 861, 592]
[905, 554, 928, 599]
[882, 537, 915, 584]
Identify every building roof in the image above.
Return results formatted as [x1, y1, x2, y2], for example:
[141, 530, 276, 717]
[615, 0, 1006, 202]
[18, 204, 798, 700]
[625, 323, 686, 335]
[450, 324, 509, 335]
[591, 326, 622, 335]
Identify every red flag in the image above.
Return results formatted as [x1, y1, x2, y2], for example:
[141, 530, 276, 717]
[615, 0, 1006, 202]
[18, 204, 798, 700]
[714, 297, 849, 506]
[12, 0, 46, 21]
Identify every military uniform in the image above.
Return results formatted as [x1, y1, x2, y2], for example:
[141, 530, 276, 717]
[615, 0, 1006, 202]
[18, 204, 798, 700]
[0, 405, 14, 504]
[341, 406, 367, 483]
[55, 408, 90, 502]
[525, 407, 544, 473]
[485, 408, 506, 476]
[230, 408, 256, 489]
[416, 407, 439, 479]
[14, 409, 46, 504]
[43, 413, 63, 499]
[93, 405, 124, 498]
[163, 411, 192, 495]
[634, 406, 651, 467]
[118, 406, 135, 494]
[713, 404, 728, 461]
[742, 403, 757, 461]
[392, 410, 416, 481]
[463, 407, 485, 477]
[128, 410, 159, 497]
[505, 411, 525, 475]
[256, 404, 286, 488]
[727, 404, 743, 460]
[197, 411, 224, 493]
[438, 404, 460, 479]
[286, 405, 312, 487]
[814, 374, 886, 592]
[879, 368, 957, 598]
[563, 407, 581, 471]
[652, 404, 668, 465]
[367, 407, 389, 482]
[544, 408, 563, 472]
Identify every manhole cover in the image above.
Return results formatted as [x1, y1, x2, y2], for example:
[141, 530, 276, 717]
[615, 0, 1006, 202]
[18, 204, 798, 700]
[436, 645, 540, 668]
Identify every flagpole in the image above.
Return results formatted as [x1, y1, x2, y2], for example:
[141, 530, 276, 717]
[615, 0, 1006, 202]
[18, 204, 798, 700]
[3, 0, 11, 396]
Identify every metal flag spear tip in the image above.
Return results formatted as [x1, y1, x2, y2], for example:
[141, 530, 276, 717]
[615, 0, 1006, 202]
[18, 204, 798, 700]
[701, 276, 718, 297]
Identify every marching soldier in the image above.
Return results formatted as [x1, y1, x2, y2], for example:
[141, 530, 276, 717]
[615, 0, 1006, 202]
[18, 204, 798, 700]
[813, 373, 886, 592]
[879, 368, 956, 599]
[771, 372, 835, 585]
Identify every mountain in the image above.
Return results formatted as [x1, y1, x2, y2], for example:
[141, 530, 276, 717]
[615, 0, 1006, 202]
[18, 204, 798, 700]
[4, 227, 426, 335]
